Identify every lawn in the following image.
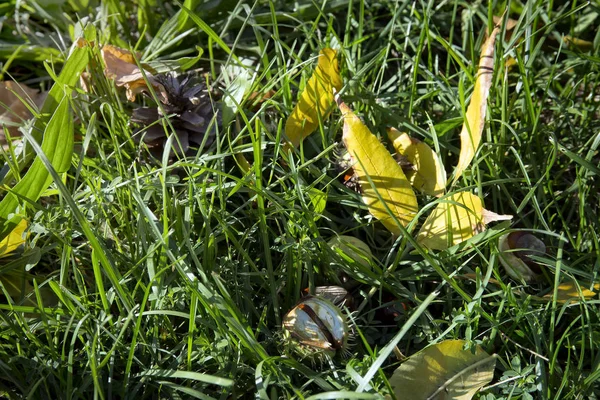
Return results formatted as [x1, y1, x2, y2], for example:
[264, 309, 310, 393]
[0, 0, 599, 399]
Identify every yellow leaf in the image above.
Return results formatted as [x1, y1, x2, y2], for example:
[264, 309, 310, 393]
[543, 282, 599, 303]
[389, 339, 496, 400]
[388, 128, 446, 197]
[339, 101, 418, 235]
[453, 26, 499, 183]
[284, 48, 342, 148]
[0, 219, 28, 257]
[563, 36, 593, 52]
[417, 192, 512, 250]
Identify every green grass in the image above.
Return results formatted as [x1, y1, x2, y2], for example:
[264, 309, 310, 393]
[0, 0, 599, 398]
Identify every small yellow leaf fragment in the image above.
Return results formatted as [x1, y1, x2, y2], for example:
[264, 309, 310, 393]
[339, 102, 418, 235]
[544, 282, 599, 303]
[388, 128, 446, 197]
[417, 192, 512, 250]
[389, 339, 496, 400]
[0, 219, 28, 257]
[453, 26, 499, 183]
[284, 48, 342, 148]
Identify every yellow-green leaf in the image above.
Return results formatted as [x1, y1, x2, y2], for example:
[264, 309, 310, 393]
[0, 219, 27, 257]
[285, 48, 342, 148]
[389, 339, 496, 400]
[417, 192, 512, 250]
[542, 282, 599, 303]
[339, 101, 418, 235]
[388, 128, 446, 197]
[453, 26, 499, 183]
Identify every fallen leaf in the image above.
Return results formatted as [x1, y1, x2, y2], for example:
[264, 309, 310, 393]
[0, 219, 27, 257]
[388, 128, 446, 197]
[389, 339, 496, 400]
[563, 36, 593, 52]
[417, 192, 512, 250]
[339, 101, 418, 235]
[453, 25, 499, 183]
[285, 48, 342, 148]
[0, 81, 45, 145]
[542, 282, 599, 303]
[101, 44, 157, 101]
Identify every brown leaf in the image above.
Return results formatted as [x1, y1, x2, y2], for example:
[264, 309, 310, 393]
[101, 44, 158, 101]
[0, 81, 45, 146]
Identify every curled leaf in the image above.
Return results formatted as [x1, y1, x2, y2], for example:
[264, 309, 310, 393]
[389, 339, 496, 400]
[388, 128, 446, 197]
[453, 26, 499, 183]
[418, 192, 512, 250]
[285, 48, 342, 148]
[101, 44, 157, 101]
[339, 101, 418, 235]
[498, 232, 546, 282]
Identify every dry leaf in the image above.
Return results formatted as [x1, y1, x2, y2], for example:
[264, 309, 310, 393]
[339, 101, 418, 235]
[388, 128, 446, 197]
[388, 339, 496, 400]
[0, 81, 45, 146]
[284, 48, 342, 148]
[453, 26, 499, 183]
[101, 44, 157, 101]
[542, 282, 599, 303]
[418, 192, 512, 250]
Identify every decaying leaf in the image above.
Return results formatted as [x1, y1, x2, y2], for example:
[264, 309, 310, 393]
[389, 339, 496, 400]
[542, 282, 599, 303]
[453, 25, 499, 183]
[0, 219, 27, 257]
[285, 48, 342, 148]
[418, 192, 512, 250]
[339, 101, 418, 235]
[0, 81, 45, 146]
[102, 44, 158, 101]
[498, 232, 546, 282]
[388, 128, 446, 197]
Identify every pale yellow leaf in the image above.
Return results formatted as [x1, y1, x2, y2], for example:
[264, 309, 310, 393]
[389, 339, 496, 400]
[388, 128, 446, 197]
[339, 102, 418, 235]
[543, 282, 599, 303]
[285, 48, 342, 148]
[0, 219, 28, 257]
[453, 26, 499, 182]
[417, 192, 512, 250]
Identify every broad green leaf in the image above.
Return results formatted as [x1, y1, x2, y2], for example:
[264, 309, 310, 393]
[388, 128, 446, 197]
[307, 187, 327, 219]
[417, 192, 512, 250]
[0, 42, 88, 232]
[0, 219, 27, 256]
[339, 101, 418, 235]
[285, 48, 342, 148]
[453, 26, 499, 183]
[389, 339, 496, 400]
